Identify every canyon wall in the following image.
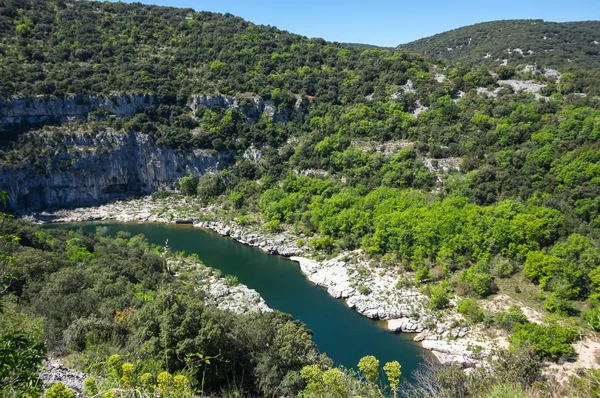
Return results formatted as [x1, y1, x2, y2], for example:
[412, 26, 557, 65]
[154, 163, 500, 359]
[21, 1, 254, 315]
[0, 94, 156, 128]
[0, 131, 224, 210]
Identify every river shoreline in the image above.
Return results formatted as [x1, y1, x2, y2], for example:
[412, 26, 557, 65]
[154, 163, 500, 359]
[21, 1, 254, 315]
[21, 196, 526, 368]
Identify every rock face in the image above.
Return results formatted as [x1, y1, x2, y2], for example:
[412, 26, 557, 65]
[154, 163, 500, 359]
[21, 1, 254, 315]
[0, 93, 300, 130]
[189, 94, 294, 123]
[0, 131, 224, 210]
[0, 94, 155, 129]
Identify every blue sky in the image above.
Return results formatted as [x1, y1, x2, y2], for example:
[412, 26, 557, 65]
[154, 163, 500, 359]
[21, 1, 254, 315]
[118, 0, 600, 47]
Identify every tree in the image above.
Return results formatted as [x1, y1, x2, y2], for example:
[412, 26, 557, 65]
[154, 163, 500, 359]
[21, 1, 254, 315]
[0, 192, 46, 396]
[178, 174, 198, 196]
[357, 355, 379, 384]
[510, 323, 578, 362]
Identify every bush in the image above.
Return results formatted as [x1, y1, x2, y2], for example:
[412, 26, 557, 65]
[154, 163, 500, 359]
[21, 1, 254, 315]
[457, 299, 484, 323]
[483, 383, 528, 398]
[357, 285, 371, 295]
[197, 174, 225, 202]
[544, 293, 578, 316]
[178, 174, 198, 196]
[414, 266, 432, 283]
[583, 306, 600, 331]
[63, 316, 115, 352]
[229, 191, 244, 208]
[492, 306, 528, 331]
[470, 273, 495, 298]
[310, 236, 335, 253]
[264, 219, 281, 233]
[44, 383, 76, 398]
[151, 190, 172, 200]
[510, 322, 578, 362]
[490, 257, 516, 278]
[428, 283, 450, 310]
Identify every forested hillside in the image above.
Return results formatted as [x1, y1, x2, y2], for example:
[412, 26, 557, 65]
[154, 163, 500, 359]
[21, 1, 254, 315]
[398, 19, 600, 69]
[1, 0, 600, 397]
[397, 19, 600, 94]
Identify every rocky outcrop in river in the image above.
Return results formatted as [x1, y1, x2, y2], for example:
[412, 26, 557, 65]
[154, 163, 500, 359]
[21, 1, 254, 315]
[0, 131, 225, 210]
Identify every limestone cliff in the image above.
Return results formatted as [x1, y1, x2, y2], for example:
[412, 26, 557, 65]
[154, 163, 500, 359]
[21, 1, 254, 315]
[0, 130, 225, 210]
[0, 94, 155, 129]
[189, 95, 295, 123]
[0, 93, 297, 130]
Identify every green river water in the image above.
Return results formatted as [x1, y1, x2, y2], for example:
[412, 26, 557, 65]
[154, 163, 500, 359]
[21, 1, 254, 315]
[53, 222, 427, 377]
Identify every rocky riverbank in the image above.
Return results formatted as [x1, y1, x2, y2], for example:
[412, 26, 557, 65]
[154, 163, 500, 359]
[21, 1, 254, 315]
[171, 257, 271, 314]
[26, 196, 494, 366]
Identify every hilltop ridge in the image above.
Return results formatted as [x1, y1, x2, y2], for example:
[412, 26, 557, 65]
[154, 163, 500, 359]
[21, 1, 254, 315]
[397, 19, 600, 71]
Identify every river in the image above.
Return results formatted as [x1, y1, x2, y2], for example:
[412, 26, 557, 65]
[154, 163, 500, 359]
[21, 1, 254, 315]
[52, 222, 427, 378]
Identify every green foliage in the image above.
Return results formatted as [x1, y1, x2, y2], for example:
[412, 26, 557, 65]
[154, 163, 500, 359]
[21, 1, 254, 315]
[357, 355, 379, 384]
[414, 266, 432, 284]
[357, 285, 371, 296]
[383, 361, 401, 397]
[483, 383, 528, 398]
[398, 20, 600, 94]
[178, 175, 199, 196]
[83, 377, 98, 397]
[408, 346, 543, 398]
[264, 219, 281, 233]
[491, 306, 529, 331]
[0, 332, 46, 396]
[44, 382, 76, 398]
[82, 356, 192, 398]
[299, 356, 402, 398]
[428, 282, 450, 310]
[0, 218, 321, 397]
[510, 322, 578, 361]
[197, 174, 224, 203]
[457, 299, 485, 323]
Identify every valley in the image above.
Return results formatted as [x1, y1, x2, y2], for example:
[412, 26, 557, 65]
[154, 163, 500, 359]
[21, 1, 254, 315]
[1, 1, 599, 397]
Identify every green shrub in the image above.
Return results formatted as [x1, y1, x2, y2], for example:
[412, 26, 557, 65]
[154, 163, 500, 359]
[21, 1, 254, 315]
[357, 285, 371, 295]
[414, 266, 432, 283]
[310, 236, 335, 253]
[264, 219, 281, 233]
[470, 273, 494, 298]
[151, 190, 172, 200]
[178, 174, 199, 196]
[229, 191, 244, 208]
[357, 355, 379, 384]
[544, 293, 578, 316]
[492, 306, 528, 331]
[428, 283, 450, 310]
[457, 299, 484, 323]
[63, 316, 115, 352]
[583, 306, 600, 331]
[44, 383, 76, 398]
[510, 322, 578, 362]
[483, 383, 528, 398]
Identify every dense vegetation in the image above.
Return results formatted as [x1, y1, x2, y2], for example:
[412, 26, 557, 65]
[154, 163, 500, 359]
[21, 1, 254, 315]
[0, 216, 327, 396]
[1, 0, 600, 396]
[397, 19, 600, 69]
[397, 19, 600, 94]
[1, 216, 599, 397]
